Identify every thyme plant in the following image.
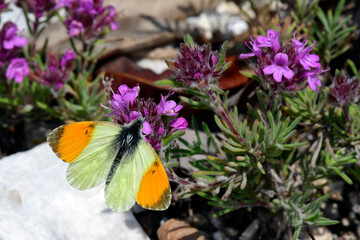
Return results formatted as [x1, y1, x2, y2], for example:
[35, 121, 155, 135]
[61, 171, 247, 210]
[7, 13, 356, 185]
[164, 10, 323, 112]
[156, 31, 359, 239]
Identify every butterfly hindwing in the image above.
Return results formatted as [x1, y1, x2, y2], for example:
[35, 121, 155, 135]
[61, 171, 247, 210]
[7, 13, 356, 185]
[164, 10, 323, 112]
[134, 140, 171, 210]
[47, 121, 122, 190]
[104, 151, 136, 212]
[105, 139, 171, 212]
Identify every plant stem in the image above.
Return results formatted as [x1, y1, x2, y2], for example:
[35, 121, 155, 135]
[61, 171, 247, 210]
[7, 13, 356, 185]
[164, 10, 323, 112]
[209, 91, 244, 143]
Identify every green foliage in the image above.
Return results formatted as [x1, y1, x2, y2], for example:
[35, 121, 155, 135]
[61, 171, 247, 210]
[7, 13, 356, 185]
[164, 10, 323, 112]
[162, 33, 359, 239]
[311, 0, 356, 66]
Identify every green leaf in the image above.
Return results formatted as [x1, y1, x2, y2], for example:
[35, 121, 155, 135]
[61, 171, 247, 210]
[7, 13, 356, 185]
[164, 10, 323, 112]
[330, 167, 353, 184]
[314, 217, 339, 226]
[153, 79, 184, 87]
[162, 130, 186, 147]
[212, 207, 237, 217]
[184, 33, 195, 48]
[293, 225, 301, 240]
[215, 41, 228, 71]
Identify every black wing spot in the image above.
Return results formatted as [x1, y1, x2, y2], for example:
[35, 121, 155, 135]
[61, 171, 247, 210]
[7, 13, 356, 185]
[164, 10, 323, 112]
[152, 170, 156, 174]
[85, 129, 88, 135]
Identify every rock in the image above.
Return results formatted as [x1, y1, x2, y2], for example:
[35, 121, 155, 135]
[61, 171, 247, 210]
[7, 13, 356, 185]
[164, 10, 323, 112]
[239, 219, 259, 240]
[186, 11, 248, 41]
[313, 227, 333, 240]
[337, 232, 357, 240]
[157, 218, 206, 240]
[0, 143, 149, 240]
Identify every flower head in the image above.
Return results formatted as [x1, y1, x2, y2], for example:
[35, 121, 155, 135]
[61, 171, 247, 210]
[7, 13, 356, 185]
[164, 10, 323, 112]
[168, 42, 224, 88]
[0, 0, 9, 12]
[256, 29, 280, 51]
[0, 22, 28, 65]
[103, 84, 187, 150]
[329, 71, 360, 106]
[240, 28, 327, 93]
[263, 53, 294, 82]
[6, 58, 29, 83]
[56, 0, 118, 42]
[34, 49, 76, 89]
[157, 93, 183, 116]
[16, 0, 56, 18]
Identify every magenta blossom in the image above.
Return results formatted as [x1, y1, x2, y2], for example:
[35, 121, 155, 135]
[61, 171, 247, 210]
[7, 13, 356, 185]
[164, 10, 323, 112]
[157, 93, 183, 116]
[16, 0, 56, 18]
[170, 117, 188, 130]
[6, 58, 29, 83]
[0, 0, 8, 12]
[0, 22, 28, 66]
[329, 71, 360, 106]
[263, 53, 294, 82]
[168, 42, 226, 88]
[103, 84, 187, 150]
[256, 29, 280, 51]
[34, 49, 76, 89]
[56, 0, 118, 42]
[240, 28, 327, 93]
[69, 20, 85, 37]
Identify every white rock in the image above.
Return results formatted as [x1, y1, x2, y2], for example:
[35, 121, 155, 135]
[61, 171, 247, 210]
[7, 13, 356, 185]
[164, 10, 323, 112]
[186, 11, 248, 40]
[216, 1, 241, 15]
[0, 143, 149, 240]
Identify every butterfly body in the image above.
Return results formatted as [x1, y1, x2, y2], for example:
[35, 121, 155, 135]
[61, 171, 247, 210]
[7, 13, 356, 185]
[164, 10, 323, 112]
[47, 119, 171, 212]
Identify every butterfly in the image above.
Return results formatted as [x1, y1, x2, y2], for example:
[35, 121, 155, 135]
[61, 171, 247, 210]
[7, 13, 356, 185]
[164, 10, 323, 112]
[47, 119, 171, 212]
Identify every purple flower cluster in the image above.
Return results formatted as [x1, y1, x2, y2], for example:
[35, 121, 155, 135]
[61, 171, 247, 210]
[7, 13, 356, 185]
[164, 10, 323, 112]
[240, 29, 327, 93]
[103, 84, 188, 150]
[329, 71, 360, 107]
[0, 22, 29, 82]
[34, 49, 76, 89]
[0, 0, 8, 12]
[168, 43, 223, 88]
[16, 0, 56, 18]
[55, 0, 118, 41]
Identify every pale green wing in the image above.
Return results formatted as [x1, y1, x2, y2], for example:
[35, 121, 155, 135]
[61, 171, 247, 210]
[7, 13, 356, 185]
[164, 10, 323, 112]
[104, 151, 137, 212]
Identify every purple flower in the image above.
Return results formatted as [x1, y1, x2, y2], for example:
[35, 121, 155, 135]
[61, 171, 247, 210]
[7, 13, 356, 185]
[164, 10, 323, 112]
[157, 93, 183, 116]
[1, 22, 27, 50]
[109, 84, 139, 112]
[0, 22, 28, 65]
[57, 0, 118, 42]
[263, 53, 294, 82]
[329, 71, 360, 106]
[240, 28, 327, 93]
[168, 42, 224, 88]
[69, 20, 85, 37]
[60, 48, 76, 69]
[16, 0, 56, 18]
[104, 84, 187, 150]
[34, 49, 76, 89]
[170, 117, 188, 130]
[0, 0, 9, 12]
[240, 36, 263, 59]
[256, 29, 280, 51]
[303, 68, 322, 92]
[6, 58, 29, 83]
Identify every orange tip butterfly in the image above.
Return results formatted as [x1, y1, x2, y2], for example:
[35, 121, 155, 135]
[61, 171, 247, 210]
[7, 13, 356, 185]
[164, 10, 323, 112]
[47, 119, 171, 212]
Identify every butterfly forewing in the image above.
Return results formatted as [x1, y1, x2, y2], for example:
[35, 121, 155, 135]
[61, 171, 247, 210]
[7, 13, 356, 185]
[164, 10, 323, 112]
[48, 121, 122, 190]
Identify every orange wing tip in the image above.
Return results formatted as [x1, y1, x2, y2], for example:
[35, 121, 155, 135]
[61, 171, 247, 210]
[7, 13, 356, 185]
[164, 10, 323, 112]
[47, 122, 95, 163]
[140, 187, 171, 210]
[136, 160, 172, 211]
